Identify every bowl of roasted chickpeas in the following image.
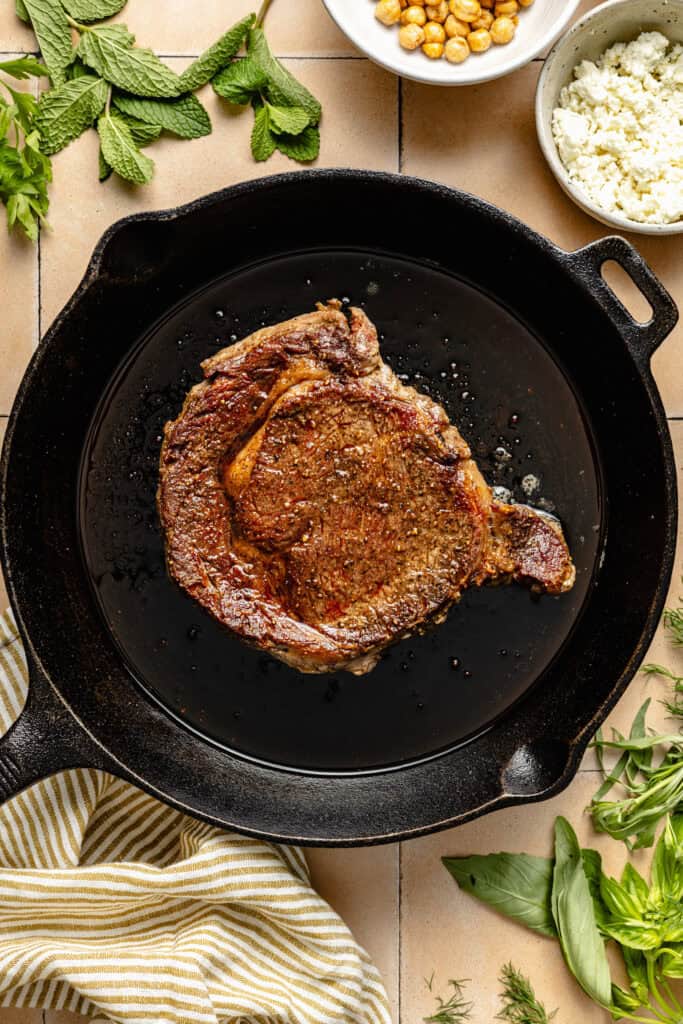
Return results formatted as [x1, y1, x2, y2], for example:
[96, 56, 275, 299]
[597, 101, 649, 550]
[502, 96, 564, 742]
[322, 0, 581, 84]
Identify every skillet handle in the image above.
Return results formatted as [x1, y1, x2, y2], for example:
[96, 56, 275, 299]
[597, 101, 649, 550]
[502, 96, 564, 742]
[569, 236, 678, 367]
[0, 649, 107, 804]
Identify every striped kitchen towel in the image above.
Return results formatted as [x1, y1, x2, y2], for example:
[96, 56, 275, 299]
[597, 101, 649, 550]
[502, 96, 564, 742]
[0, 611, 391, 1024]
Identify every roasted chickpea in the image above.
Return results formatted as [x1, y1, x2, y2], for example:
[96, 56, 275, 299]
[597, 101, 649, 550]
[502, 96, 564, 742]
[398, 22, 426, 47]
[468, 26, 491, 50]
[444, 35, 470, 61]
[495, 0, 518, 14]
[480, 0, 494, 6]
[449, 0, 480, 20]
[401, 5, 427, 25]
[518, 0, 534, 6]
[425, 0, 449, 20]
[490, 13, 515, 42]
[445, 13, 469, 35]
[471, 9, 493, 29]
[423, 19, 446, 42]
[422, 40, 445, 57]
[375, 0, 402, 24]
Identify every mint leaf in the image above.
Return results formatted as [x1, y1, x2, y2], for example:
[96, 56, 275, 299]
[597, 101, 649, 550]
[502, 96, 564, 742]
[178, 14, 254, 92]
[22, 0, 74, 86]
[15, 0, 30, 23]
[266, 103, 309, 136]
[0, 56, 48, 79]
[247, 27, 321, 123]
[78, 24, 182, 98]
[113, 92, 211, 138]
[116, 112, 161, 146]
[212, 56, 267, 105]
[97, 111, 154, 183]
[35, 74, 108, 154]
[275, 124, 319, 163]
[61, 0, 128, 21]
[250, 102, 275, 162]
[98, 145, 111, 180]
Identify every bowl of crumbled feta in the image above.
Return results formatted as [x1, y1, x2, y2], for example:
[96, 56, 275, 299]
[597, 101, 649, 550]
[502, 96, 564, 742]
[536, 0, 683, 234]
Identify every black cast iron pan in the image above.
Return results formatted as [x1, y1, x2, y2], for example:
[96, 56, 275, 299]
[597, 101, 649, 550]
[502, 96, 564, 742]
[0, 170, 678, 844]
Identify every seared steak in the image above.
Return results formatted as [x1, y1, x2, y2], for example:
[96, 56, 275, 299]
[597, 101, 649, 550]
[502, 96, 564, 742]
[158, 302, 575, 674]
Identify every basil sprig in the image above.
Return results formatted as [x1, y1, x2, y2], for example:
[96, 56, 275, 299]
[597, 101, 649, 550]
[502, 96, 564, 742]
[446, 815, 683, 1023]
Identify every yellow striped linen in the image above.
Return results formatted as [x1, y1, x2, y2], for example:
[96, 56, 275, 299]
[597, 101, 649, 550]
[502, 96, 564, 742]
[0, 611, 391, 1024]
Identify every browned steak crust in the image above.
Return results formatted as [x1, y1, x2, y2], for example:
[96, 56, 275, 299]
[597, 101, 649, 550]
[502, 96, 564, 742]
[158, 303, 575, 674]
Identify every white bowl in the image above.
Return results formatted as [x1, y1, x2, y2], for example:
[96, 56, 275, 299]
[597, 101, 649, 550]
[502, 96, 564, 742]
[536, 0, 683, 236]
[322, 0, 581, 86]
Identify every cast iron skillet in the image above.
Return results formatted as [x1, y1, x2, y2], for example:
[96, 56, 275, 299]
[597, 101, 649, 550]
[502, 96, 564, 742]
[0, 170, 678, 845]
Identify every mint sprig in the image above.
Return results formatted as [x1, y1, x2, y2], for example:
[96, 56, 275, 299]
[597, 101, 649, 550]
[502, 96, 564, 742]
[212, 26, 322, 164]
[13, 0, 322, 195]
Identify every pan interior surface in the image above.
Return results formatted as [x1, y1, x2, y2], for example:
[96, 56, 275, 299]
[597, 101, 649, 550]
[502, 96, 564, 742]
[79, 248, 601, 774]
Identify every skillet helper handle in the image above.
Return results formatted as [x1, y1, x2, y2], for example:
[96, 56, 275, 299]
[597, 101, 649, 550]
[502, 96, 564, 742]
[0, 651, 105, 804]
[570, 236, 678, 367]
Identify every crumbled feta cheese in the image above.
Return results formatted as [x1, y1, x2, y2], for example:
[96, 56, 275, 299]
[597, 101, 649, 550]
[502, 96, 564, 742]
[552, 31, 683, 225]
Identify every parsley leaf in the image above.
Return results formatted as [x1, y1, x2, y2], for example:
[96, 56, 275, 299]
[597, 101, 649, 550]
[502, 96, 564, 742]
[78, 23, 182, 97]
[97, 110, 154, 183]
[0, 56, 48, 80]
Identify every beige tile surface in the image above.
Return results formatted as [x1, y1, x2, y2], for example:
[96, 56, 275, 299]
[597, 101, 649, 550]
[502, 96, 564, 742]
[0, 0, 353, 57]
[109, 0, 354, 57]
[40, 55, 397, 326]
[307, 846, 400, 1020]
[402, 63, 683, 417]
[400, 773, 650, 1024]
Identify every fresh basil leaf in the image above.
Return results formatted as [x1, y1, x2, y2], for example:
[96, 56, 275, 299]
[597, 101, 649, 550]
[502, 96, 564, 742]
[266, 102, 309, 136]
[611, 984, 642, 1013]
[247, 27, 321, 122]
[22, 0, 73, 85]
[35, 74, 108, 154]
[552, 817, 613, 1007]
[115, 111, 161, 146]
[61, 0, 128, 21]
[443, 852, 557, 938]
[582, 848, 610, 932]
[178, 14, 254, 92]
[601, 919, 662, 951]
[98, 145, 111, 180]
[15, 0, 30, 23]
[250, 101, 275, 162]
[97, 111, 153, 183]
[113, 92, 211, 138]
[275, 123, 319, 163]
[0, 56, 48, 79]
[659, 944, 683, 978]
[622, 946, 650, 1004]
[78, 24, 182, 97]
[600, 875, 645, 922]
[620, 862, 650, 909]
[212, 56, 267, 105]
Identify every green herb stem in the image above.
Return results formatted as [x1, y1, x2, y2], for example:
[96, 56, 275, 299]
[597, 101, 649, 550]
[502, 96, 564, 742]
[661, 981, 683, 1018]
[255, 0, 275, 28]
[64, 12, 88, 31]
